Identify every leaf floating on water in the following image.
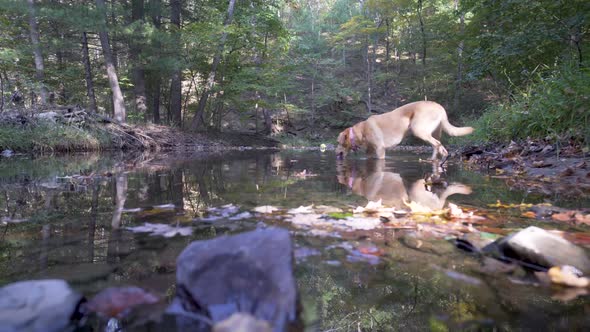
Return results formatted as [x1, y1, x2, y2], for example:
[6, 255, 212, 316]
[153, 203, 176, 210]
[0, 217, 29, 224]
[287, 205, 314, 214]
[548, 266, 590, 288]
[207, 204, 240, 217]
[448, 203, 486, 220]
[84, 286, 160, 318]
[253, 205, 280, 214]
[403, 199, 433, 214]
[326, 212, 353, 219]
[228, 211, 253, 220]
[126, 222, 193, 237]
[357, 244, 385, 256]
[488, 200, 536, 209]
[293, 169, 317, 178]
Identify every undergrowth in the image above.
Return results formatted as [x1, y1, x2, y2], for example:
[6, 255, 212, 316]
[468, 64, 590, 147]
[0, 122, 111, 153]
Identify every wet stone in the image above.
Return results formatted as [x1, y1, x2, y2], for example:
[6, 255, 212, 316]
[168, 227, 299, 332]
[484, 226, 590, 273]
[0, 279, 83, 332]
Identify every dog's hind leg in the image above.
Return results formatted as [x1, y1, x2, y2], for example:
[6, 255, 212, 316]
[413, 130, 447, 160]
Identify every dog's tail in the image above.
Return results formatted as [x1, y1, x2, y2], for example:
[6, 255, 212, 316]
[441, 113, 473, 136]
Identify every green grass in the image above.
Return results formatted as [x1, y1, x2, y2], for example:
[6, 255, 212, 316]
[466, 64, 590, 147]
[0, 122, 112, 153]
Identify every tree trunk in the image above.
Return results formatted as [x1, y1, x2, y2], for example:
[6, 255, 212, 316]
[169, 0, 182, 127]
[453, 0, 464, 111]
[96, 0, 126, 123]
[130, 0, 148, 119]
[0, 73, 4, 112]
[417, 0, 427, 97]
[81, 32, 98, 112]
[27, 0, 48, 105]
[149, 0, 162, 123]
[191, 0, 236, 130]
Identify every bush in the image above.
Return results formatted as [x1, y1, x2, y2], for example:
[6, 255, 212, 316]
[470, 64, 590, 146]
[0, 122, 109, 153]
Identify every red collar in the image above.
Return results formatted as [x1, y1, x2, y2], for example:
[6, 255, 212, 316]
[349, 127, 358, 151]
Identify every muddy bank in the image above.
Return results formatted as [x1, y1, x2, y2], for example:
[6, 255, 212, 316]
[460, 139, 590, 197]
[0, 107, 279, 153]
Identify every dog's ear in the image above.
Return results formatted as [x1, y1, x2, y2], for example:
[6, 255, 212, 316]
[338, 129, 349, 147]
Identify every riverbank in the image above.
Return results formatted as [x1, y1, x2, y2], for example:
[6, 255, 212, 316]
[0, 107, 279, 153]
[460, 138, 590, 198]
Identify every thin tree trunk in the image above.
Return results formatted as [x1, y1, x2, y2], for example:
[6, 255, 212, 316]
[418, 0, 426, 67]
[149, 0, 162, 124]
[96, 0, 126, 123]
[130, 0, 148, 119]
[82, 32, 98, 112]
[169, 0, 182, 127]
[27, 0, 48, 104]
[191, 0, 236, 130]
[0, 74, 4, 112]
[417, 0, 427, 97]
[110, 1, 118, 69]
[453, 0, 464, 111]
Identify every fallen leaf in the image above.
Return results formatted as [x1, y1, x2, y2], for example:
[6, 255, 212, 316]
[287, 205, 314, 214]
[85, 287, 160, 318]
[228, 211, 253, 220]
[253, 205, 279, 214]
[521, 211, 537, 218]
[574, 213, 590, 226]
[552, 211, 575, 222]
[548, 266, 590, 288]
[404, 200, 432, 214]
[126, 223, 193, 237]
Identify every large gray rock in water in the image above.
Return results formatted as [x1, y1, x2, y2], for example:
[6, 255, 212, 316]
[0, 279, 83, 332]
[484, 226, 590, 273]
[168, 227, 299, 332]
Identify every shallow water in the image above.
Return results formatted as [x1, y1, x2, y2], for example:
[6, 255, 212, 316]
[0, 150, 589, 331]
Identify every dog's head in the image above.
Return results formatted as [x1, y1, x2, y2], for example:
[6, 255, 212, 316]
[336, 128, 352, 159]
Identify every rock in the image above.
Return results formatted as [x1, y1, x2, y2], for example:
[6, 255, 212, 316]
[483, 226, 590, 273]
[1, 149, 13, 157]
[213, 312, 272, 332]
[168, 228, 300, 332]
[0, 279, 83, 332]
[33, 111, 59, 123]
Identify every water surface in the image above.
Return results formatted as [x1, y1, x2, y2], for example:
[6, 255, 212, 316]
[0, 150, 588, 331]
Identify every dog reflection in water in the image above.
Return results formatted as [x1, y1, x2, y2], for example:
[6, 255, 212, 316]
[336, 159, 472, 210]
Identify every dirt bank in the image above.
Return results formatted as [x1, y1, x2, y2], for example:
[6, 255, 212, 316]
[0, 107, 280, 153]
[460, 139, 590, 197]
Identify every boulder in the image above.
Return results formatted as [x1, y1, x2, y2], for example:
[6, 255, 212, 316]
[0, 279, 83, 332]
[168, 227, 300, 332]
[483, 226, 590, 273]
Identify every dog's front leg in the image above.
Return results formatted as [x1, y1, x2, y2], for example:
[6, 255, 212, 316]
[375, 146, 386, 159]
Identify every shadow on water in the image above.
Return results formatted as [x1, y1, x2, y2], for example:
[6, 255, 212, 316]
[0, 150, 589, 330]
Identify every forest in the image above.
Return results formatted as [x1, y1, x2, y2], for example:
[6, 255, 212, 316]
[0, 0, 588, 148]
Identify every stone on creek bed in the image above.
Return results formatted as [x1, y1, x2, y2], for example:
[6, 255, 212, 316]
[483, 226, 590, 274]
[0, 279, 84, 332]
[167, 227, 300, 332]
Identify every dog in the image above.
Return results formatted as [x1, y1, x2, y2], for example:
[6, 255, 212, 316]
[335, 101, 473, 160]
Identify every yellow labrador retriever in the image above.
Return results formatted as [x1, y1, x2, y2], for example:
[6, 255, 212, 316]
[336, 101, 473, 160]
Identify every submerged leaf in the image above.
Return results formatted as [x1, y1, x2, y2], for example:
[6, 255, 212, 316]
[85, 287, 160, 318]
[253, 205, 280, 214]
[548, 266, 590, 288]
[126, 222, 193, 237]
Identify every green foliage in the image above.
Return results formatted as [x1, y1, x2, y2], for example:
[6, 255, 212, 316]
[0, 0, 587, 145]
[470, 63, 590, 146]
[0, 122, 111, 152]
